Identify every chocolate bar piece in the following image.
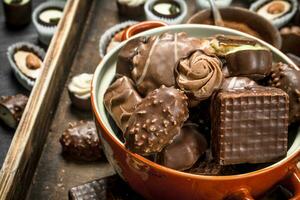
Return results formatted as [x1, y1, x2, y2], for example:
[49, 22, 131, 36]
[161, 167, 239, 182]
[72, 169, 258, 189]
[0, 94, 28, 128]
[104, 76, 142, 132]
[211, 87, 289, 165]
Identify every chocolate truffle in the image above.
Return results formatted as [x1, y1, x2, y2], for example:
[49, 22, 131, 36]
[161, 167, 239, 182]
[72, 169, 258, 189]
[104, 76, 142, 132]
[0, 94, 28, 129]
[157, 123, 207, 171]
[60, 121, 102, 161]
[125, 86, 189, 155]
[129, 32, 214, 95]
[221, 77, 258, 91]
[68, 73, 93, 111]
[38, 7, 63, 26]
[268, 62, 300, 123]
[211, 87, 289, 165]
[151, 0, 181, 19]
[175, 50, 223, 107]
[3, 0, 32, 28]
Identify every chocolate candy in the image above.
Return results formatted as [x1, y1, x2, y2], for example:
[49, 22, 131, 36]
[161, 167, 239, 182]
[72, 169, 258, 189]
[175, 50, 223, 107]
[211, 87, 289, 165]
[268, 62, 300, 123]
[157, 123, 207, 171]
[151, 0, 181, 19]
[60, 121, 102, 161]
[221, 77, 258, 91]
[0, 94, 28, 128]
[125, 86, 189, 155]
[104, 76, 142, 132]
[129, 32, 213, 95]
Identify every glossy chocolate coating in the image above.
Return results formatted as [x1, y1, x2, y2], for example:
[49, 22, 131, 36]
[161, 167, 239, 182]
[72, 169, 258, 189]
[104, 76, 142, 132]
[225, 49, 273, 80]
[130, 32, 213, 95]
[157, 123, 207, 171]
[125, 86, 189, 155]
[60, 121, 102, 161]
[0, 94, 28, 128]
[3, 0, 32, 28]
[268, 62, 300, 123]
[221, 77, 258, 91]
[211, 87, 289, 165]
[175, 50, 223, 107]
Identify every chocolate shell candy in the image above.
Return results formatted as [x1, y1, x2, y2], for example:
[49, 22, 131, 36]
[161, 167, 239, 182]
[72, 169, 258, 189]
[0, 94, 28, 129]
[60, 121, 102, 161]
[104, 76, 142, 132]
[211, 87, 289, 165]
[157, 123, 207, 171]
[221, 77, 258, 91]
[130, 32, 214, 95]
[175, 50, 223, 107]
[125, 86, 189, 155]
[268, 62, 300, 123]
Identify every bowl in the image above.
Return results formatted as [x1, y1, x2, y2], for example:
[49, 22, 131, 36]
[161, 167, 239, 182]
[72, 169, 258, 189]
[92, 24, 300, 200]
[187, 7, 282, 49]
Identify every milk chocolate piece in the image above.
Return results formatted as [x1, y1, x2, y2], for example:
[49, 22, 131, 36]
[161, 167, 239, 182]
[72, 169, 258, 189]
[130, 32, 214, 95]
[60, 121, 102, 161]
[0, 94, 28, 128]
[125, 86, 189, 155]
[157, 123, 207, 171]
[221, 77, 258, 91]
[104, 76, 142, 132]
[175, 50, 223, 107]
[268, 62, 300, 123]
[211, 87, 289, 165]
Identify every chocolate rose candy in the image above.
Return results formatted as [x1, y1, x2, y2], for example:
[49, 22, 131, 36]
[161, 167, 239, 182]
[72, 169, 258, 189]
[268, 62, 300, 123]
[221, 77, 258, 91]
[125, 86, 189, 155]
[130, 32, 213, 95]
[175, 50, 223, 107]
[60, 121, 102, 161]
[157, 123, 207, 171]
[0, 94, 28, 128]
[104, 76, 142, 132]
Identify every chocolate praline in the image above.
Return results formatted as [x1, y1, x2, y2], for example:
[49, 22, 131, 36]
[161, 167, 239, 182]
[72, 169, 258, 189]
[151, 0, 181, 19]
[37, 7, 63, 26]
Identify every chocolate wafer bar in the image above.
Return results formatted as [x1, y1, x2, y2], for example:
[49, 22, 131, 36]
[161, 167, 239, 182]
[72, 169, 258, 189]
[211, 87, 289, 165]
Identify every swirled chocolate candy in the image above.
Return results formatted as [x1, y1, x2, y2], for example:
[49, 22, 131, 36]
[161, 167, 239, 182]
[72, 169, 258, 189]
[60, 121, 102, 161]
[156, 123, 207, 171]
[104, 76, 142, 132]
[0, 94, 28, 128]
[211, 87, 289, 165]
[221, 77, 258, 91]
[125, 86, 189, 155]
[175, 50, 223, 107]
[268, 62, 300, 123]
[128, 32, 214, 95]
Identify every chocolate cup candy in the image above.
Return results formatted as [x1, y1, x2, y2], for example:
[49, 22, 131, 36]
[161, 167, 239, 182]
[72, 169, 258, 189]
[125, 86, 189, 155]
[0, 94, 28, 129]
[3, 0, 32, 28]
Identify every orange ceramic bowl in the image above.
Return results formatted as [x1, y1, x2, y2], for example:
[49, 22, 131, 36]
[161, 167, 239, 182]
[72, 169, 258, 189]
[92, 24, 300, 200]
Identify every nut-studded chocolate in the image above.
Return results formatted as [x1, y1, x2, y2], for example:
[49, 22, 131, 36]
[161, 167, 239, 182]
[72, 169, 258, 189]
[211, 87, 289, 165]
[175, 50, 223, 107]
[157, 123, 207, 171]
[268, 62, 300, 123]
[60, 121, 102, 161]
[0, 94, 28, 128]
[104, 76, 142, 132]
[125, 86, 189, 155]
[130, 32, 214, 95]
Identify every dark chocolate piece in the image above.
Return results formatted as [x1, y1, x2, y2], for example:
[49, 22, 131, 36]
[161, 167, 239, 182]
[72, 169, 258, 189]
[221, 77, 258, 91]
[268, 62, 300, 123]
[104, 76, 142, 132]
[175, 50, 223, 107]
[151, 0, 181, 19]
[37, 7, 63, 26]
[125, 86, 189, 155]
[211, 87, 289, 165]
[280, 26, 300, 57]
[60, 121, 102, 161]
[116, 0, 145, 19]
[129, 32, 214, 95]
[157, 123, 207, 171]
[3, 0, 32, 28]
[0, 94, 28, 128]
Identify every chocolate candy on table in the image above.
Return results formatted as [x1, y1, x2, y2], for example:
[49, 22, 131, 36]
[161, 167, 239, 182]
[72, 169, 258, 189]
[3, 0, 32, 28]
[0, 94, 28, 129]
[125, 86, 189, 156]
[104, 76, 142, 132]
[156, 123, 207, 171]
[127, 32, 214, 95]
[268, 62, 300, 123]
[175, 50, 223, 107]
[221, 77, 258, 91]
[60, 121, 102, 161]
[151, 0, 182, 19]
[211, 87, 289, 165]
